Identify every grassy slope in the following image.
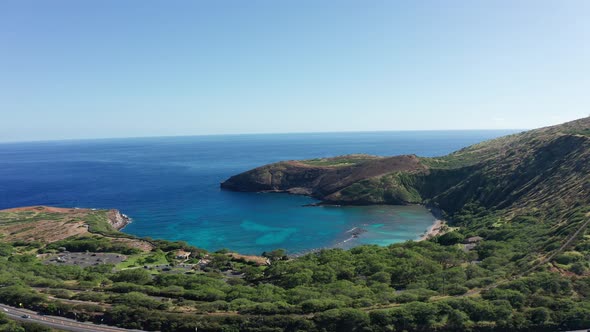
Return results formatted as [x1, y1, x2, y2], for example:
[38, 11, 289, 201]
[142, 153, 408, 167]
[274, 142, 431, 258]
[299, 154, 383, 167]
[331, 117, 590, 214]
[0, 206, 154, 257]
[0, 207, 113, 243]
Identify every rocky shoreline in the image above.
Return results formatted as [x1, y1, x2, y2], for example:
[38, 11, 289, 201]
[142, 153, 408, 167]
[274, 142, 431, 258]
[107, 209, 132, 230]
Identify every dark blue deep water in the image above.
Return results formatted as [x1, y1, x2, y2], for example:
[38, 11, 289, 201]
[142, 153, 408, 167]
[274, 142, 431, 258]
[0, 130, 517, 254]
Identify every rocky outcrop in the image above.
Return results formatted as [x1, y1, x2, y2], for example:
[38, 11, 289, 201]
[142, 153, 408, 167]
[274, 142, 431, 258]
[107, 209, 132, 230]
[220, 155, 427, 201]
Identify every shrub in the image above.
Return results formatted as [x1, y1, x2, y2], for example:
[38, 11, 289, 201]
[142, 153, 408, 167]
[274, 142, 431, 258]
[437, 231, 465, 246]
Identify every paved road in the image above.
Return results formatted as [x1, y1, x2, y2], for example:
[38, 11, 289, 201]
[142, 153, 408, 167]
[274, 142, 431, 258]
[0, 303, 147, 332]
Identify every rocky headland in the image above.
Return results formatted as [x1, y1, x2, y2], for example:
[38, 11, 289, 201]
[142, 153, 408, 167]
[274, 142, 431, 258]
[221, 117, 590, 218]
[107, 209, 132, 230]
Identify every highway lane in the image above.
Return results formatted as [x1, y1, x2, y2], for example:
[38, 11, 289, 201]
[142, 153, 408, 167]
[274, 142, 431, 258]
[0, 303, 147, 332]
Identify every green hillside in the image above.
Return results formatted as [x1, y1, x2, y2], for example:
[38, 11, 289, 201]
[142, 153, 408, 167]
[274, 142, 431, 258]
[217, 117, 590, 330]
[223, 117, 590, 212]
[325, 117, 590, 213]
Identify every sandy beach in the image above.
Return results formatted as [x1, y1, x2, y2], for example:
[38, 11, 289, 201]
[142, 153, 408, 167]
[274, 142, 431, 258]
[418, 219, 445, 241]
[288, 215, 444, 258]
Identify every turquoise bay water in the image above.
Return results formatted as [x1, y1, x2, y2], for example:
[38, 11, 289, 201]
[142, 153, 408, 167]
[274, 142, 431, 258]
[0, 130, 517, 254]
[147, 193, 436, 256]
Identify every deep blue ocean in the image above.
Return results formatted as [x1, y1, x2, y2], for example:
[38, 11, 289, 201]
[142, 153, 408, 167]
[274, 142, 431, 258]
[0, 130, 517, 255]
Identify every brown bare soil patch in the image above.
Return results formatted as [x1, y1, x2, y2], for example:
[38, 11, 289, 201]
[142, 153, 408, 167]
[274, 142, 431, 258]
[1, 206, 87, 213]
[1, 219, 89, 243]
[0, 207, 94, 243]
[228, 253, 269, 266]
[110, 237, 154, 252]
[0, 206, 150, 252]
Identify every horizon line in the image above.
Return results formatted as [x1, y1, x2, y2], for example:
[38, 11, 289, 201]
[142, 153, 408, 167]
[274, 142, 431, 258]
[0, 128, 526, 145]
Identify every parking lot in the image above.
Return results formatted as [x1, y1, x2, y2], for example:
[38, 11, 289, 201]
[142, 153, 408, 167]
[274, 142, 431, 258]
[44, 252, 127, 268]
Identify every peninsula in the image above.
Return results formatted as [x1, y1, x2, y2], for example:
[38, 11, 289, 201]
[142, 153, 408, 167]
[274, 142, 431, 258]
[221, 117, 590, 216]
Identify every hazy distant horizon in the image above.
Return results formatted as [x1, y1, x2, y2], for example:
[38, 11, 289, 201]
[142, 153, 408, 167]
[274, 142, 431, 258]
[0, 128, 527, 144]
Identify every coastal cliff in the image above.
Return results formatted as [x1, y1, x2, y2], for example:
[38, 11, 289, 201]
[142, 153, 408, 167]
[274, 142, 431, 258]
[107, 209, 132, 230]
[220, 154, 426, 202]
[222, 117, 590, 215]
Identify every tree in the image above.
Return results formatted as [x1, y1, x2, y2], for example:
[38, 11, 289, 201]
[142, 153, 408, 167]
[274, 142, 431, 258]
[0, 312, 25, 332]
[0, 244, 12, 257]
[262, 249, 287, 262]
[282, 269, 313, 288]
[482, 288, 525, 309]
[527, 307, 551, 325]
[447, 309, 470, 330]
[437, 231, 465, 246]
[241, 266, 263, 282]
[369, 271, 391, 284]
[112, 292, 168, 310]
[314, 308, 370, 332]
[570, 262, 588, 275]
[110, 269, 152, 285]
[16, 322, 51, 332]
[300, 299, 344, 313]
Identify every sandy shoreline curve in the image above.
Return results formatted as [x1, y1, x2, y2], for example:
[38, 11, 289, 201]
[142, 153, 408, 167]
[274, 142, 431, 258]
[287, 206, 445, 258]
[418, 219, 445, 241]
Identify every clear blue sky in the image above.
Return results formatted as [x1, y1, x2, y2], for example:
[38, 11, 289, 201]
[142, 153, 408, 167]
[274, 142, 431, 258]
[1, 1, 588, 142]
